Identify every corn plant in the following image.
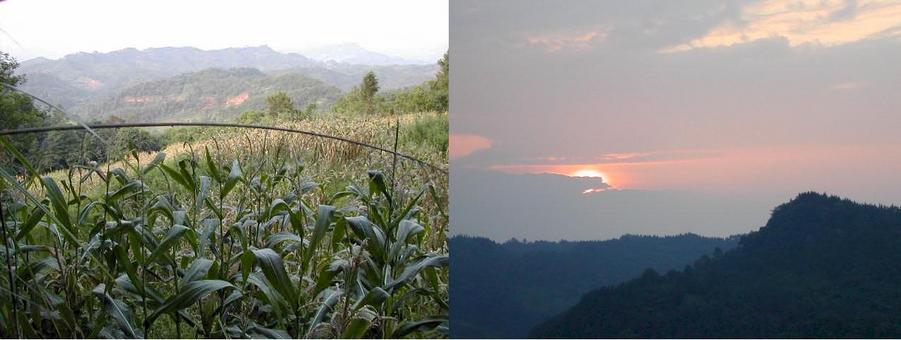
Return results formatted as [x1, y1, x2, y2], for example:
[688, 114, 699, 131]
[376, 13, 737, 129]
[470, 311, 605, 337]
[0, 131, 448, 338]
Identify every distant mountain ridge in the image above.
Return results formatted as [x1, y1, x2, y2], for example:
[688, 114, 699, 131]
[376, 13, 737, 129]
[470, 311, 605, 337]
[71, 67, 342, 122]
[15, 45, 438, 119]
[531, 192, 901, 338]
[301, 43, 434, 65]
[19, 46, 317, 94]
[450, 233, 739, 338]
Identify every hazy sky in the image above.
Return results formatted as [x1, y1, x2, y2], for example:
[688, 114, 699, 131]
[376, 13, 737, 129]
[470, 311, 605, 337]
[0, 0, 448, 61]
[450, 0, 901, 241]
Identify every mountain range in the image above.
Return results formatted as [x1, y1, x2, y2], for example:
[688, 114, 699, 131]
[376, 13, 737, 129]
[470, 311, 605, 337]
[300, 43, 435, 65]
[69, 68, 342, 122]
[15, 45, 439, 121]
[531, 192, 901, 338]
[450, 234, 739, 338]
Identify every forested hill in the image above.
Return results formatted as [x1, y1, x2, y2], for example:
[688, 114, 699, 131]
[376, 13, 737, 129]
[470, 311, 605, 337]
[271, 63, 440, 91]
[70, 68, 342, 122]
[531, 192, 901, 338]
[449, 234, 739, 338]
[18, 46, 316, 97]
[16, 46, 437, 114]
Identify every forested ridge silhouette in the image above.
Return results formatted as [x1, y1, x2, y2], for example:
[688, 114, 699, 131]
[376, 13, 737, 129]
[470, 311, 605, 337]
[532, 192, 901, 338]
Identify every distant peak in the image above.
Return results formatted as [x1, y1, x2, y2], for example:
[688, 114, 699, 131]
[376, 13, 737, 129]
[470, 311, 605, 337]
[773, 192, 852, 214]
[791, 191, 835, 201]
[228, 45, 275, 52]
[742, 192, 901, 250]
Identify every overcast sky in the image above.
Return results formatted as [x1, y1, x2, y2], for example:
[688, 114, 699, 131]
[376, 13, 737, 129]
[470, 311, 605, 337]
[450, 0, 901, 241]
[0, 0, 448, 61]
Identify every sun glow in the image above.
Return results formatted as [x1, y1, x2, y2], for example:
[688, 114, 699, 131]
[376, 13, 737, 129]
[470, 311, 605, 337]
[573, 169, 605, 178]
[571, 169, 611, 194]
[489, 164, 634, 189]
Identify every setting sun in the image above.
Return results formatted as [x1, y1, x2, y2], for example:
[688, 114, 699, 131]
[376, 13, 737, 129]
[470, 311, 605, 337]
[573, 169, 605, 178]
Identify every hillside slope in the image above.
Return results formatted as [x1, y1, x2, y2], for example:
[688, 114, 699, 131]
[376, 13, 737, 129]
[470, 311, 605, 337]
[531, 192, 901, 338]
[18, 46, 316, 94]
[71, 68, 342, 122]
[450, 234, 739, 338]
[17, 46, 438, 115]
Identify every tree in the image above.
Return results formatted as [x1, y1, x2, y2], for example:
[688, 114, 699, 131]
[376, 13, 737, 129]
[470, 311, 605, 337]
[435, 52, 448, 90]
[0, 52, 48, 174]
[361, 71, 379, 114]
[266, 91, 295, 116]
[0, 51, 24, 88]
[301, 102, 317, 118]
[431, 52, 449, 112]
[331, 57, 447, 116]
[0, 51, 41, 130]
[111, 128, 164, 159]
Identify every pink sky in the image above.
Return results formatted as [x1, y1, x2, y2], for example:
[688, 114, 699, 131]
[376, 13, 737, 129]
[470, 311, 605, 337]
[451, 0, 901, 239]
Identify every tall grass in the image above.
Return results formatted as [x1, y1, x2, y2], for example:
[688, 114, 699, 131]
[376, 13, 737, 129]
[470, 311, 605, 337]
[0, 113, 448, 338]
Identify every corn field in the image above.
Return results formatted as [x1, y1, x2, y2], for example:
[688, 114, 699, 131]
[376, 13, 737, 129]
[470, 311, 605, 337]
[0, 115, 448, 338]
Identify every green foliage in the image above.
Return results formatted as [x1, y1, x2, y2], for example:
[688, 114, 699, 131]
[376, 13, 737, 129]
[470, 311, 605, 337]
[0, 53, 48, 174]
[111, 129, 165, 158]
[332, 54, 448, 116]
[401, 113, 448, 155]
[531, 193, 901, 338]
[302, 103, 318, 118]
[162, 126, 206, 145]
[18, 46, 439, 117]
[431, 52, 448, 112]
[451, 234, 738, 338]
[0, 54, 157, 174]
[266, 91, 296, 116]
[73, 68, 342, 123]
[234, 110, 270, 125]
[35, 127, 162, 172]
[381, 85, 442, 115]
[0, 51, 24, 87]
[361, 72, 379, 115]
[0, 90, 43, 130]
[332, 88, 369, 115]
[0, 125, 448, 338]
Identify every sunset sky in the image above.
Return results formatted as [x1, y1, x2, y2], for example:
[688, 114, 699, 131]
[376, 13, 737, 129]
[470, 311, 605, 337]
[451, 0, 901, 241]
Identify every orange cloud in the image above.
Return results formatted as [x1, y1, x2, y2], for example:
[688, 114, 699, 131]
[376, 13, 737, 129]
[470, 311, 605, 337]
[489, 144, 901, 196]
[662, 0, 901, 52]
[487, 150, 720, 189]
[526, 28, 605, 52]
[450, 134, 493, 159]
[490, 163, 650, 189]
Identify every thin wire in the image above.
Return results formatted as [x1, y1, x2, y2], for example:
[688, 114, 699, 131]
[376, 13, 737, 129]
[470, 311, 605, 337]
[0, 122, 448, 174]
[0, 83, 447, 173]
[0, 83, 110, 147]
[0, 26, 25, 50]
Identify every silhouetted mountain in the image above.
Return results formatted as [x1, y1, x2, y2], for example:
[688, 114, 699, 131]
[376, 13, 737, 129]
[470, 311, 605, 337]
[531, 192, 901, 338]
[449, 234, 739, 338]
[451, 169, 778, 241]
[71, 68, 341, 122]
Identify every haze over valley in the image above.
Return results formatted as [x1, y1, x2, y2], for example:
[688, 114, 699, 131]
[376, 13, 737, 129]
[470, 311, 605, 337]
[15, 45, 439, 122]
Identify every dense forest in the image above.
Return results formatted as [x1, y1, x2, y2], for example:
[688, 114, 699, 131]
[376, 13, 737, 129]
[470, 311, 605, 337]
[450, 234, 738, 338]
[71, 68, 343, 122]
[531, 192, 901, 338]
